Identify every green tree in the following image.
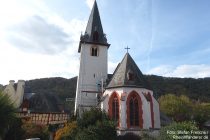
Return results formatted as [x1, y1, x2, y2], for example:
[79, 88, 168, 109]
[4, 118, 24, 140]
[0, 91, 17, 139]
[192, 103, 210, 128]
[159, 94, 192, 121]
[159, 94, 210, 129]
[76, 119, 116, 140]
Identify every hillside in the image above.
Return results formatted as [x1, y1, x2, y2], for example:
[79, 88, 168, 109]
[145, 75, 210, 102]
[0, 84, 3, 91]
[24, 75, 210, 102]
[24, 77, 77, 101]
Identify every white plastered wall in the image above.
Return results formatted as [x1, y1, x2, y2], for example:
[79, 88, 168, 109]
[101, 87, 160, 129]
[75, 43, 108, 113]
[152, 96, 161, 128]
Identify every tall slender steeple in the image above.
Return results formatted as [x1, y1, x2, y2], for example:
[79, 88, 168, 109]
[75, 0, 109, 115]
[78, 0, 109, 52]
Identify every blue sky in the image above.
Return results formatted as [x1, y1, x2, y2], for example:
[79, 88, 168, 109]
[0, 0, 210, 85]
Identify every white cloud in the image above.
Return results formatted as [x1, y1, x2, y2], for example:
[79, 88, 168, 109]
[7, 15, 70, 55]
[0, 0, 87, 85]
[147, 64, 210, 78]
[86, 0, 95, 9]
[146, 65, 174, 76]
[108, 61, 119, 74]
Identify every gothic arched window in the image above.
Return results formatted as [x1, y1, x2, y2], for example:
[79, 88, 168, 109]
[126, 91, 143, 128]
[108, 92, 120, 125]
[91, 46, 98, 56]
[112, 96, 119, 121]
[129, 97, 139, 126]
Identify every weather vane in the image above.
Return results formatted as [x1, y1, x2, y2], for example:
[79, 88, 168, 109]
[124, 46, 130, 53]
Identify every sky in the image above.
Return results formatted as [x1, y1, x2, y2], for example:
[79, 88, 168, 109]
[0, 0, 210, 85]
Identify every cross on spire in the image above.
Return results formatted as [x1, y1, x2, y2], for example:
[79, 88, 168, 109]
[125, 46, 130, 53]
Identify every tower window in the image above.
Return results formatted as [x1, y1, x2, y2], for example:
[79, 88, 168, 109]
[91, 46, 98, 56]
[93, 31, 99, 41]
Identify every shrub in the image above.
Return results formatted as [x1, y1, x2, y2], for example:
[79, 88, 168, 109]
[21, 120, 49, 140]
[158, 121, 198, 140]
[57, 108, 117, 140]
[159, 94, 192, 121]
[117, 133, 141, 140]
[54, 121, 77, 140]
[75, 108, 117, 140]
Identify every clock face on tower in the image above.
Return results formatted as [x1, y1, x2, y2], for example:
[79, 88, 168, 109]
[90, 45, 99, 56]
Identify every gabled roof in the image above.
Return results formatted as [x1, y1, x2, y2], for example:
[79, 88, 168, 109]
[78, 1, 109, 52]
[107, 53, 152, 90]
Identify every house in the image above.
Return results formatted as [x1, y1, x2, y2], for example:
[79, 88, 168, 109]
[3, 80, 69, 125]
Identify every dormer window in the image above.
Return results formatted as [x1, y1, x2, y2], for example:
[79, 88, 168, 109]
[93, 31, 99, 41]
[127, 70, 134, 81]
[91, 46, 98, 56]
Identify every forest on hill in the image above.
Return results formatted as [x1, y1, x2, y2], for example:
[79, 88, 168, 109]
[0, 84, 3, 91]
[22, 75, 210, 102]
[145, 75, 210, 102]
[24, 77, 77, 101]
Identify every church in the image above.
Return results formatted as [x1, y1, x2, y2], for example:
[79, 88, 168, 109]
[74, 1, 160, 135]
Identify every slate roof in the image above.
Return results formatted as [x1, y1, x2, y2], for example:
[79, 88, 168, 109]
[107, 53, 152, 89]
[78, 0, 109, 52]
[27, 93, 63, 113]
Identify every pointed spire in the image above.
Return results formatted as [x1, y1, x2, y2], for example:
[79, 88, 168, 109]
[79, 0, 109, 52]
[107, 53, 152, 89]
[85, 1, 103, 37]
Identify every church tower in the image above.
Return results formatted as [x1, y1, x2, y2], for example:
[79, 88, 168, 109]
[75, 1, 110, 115]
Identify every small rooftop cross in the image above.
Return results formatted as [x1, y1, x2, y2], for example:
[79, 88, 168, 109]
[125, 46, 130, 53]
